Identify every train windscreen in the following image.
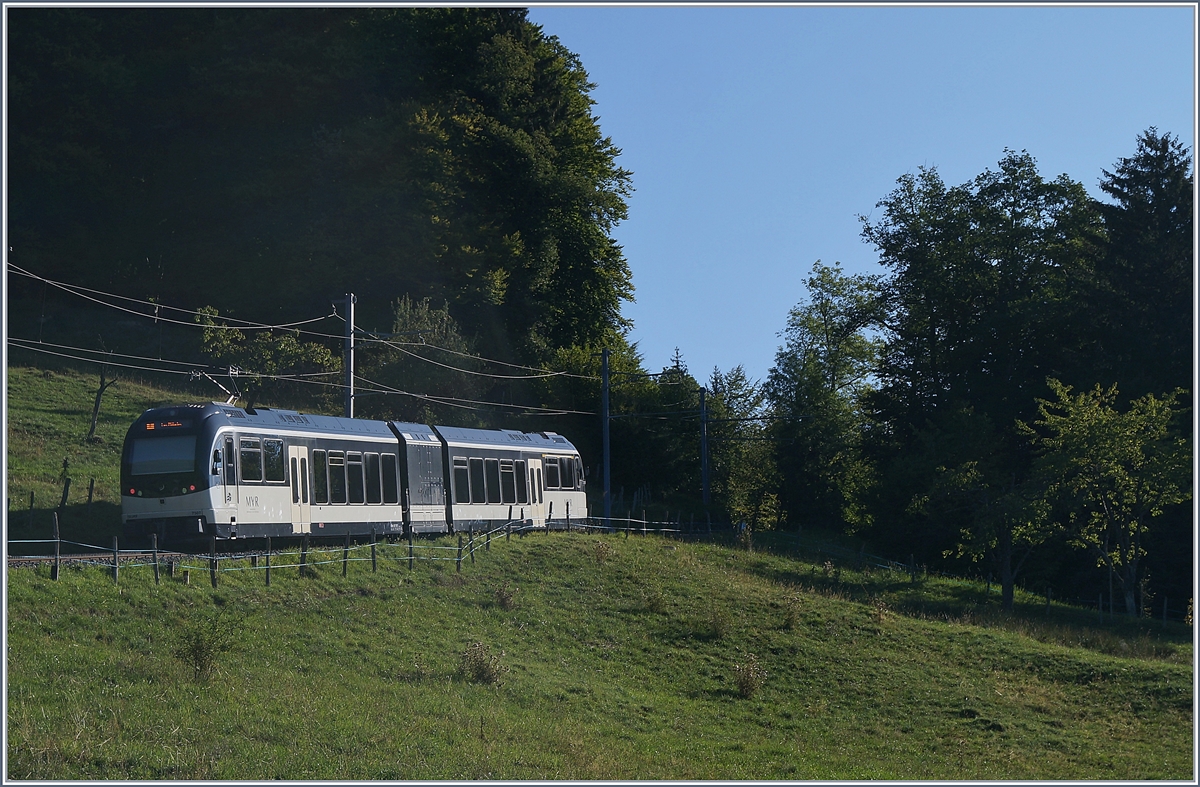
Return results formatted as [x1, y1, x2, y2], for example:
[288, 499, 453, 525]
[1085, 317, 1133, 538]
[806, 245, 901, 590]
[129, 436, 198, 475]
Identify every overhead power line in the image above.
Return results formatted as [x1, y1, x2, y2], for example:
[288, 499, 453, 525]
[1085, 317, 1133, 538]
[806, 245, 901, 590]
[8, 263, 339, 334]
[352, 374, 595, 416]
[7, 337, 593, 417]
[8, 263, 600, 382]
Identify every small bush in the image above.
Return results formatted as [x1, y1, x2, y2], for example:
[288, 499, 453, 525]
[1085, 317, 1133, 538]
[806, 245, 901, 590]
[172, 609, 238, 683]
[734, 653, 767, 698]
[643, 588, 667, 614]
[434, 570, 467, 588]
[460, 642, 507, 684]
[494, 582, 518, 610]
[782, 595, 802, 630]
[871, 596, 890, 623]
[708, 607, 733, 640]
[403, 652, 431, 682]
[592, 540, 613, 564]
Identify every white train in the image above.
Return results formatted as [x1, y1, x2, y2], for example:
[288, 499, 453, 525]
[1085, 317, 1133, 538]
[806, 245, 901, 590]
[120, 403, 587, 543]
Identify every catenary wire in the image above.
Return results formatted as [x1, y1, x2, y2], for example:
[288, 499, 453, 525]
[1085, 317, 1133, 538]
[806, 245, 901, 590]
[8, 337, 595, 417]
[9, 263, 601, 381]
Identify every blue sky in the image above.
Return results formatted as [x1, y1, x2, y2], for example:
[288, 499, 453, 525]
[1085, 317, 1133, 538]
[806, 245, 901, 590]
[527, 4, 1196, 385]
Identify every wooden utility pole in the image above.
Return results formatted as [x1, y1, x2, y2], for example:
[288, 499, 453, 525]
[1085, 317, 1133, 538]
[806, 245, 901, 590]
[700, 386, 710, 508]
[343, 293, 356, 419]
[601, 347, 611, 529]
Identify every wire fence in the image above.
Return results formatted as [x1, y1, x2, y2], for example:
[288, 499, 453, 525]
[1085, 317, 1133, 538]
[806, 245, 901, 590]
[8, 513, 704, 589]
[9, 514, 1191, 626]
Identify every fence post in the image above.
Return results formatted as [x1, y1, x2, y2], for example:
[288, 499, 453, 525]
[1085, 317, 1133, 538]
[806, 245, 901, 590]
[457, 534, 463, 572]
[566, 500, 571, 533]
[300, 535, 309, 578]
[506, 522, 511, 542]
[469, 531, 475, 564]
[371, 528, 377, 572]
[152, 533, 160, 585]
[112, 536, 119, 584]
[486, 529, 491, 552]
[210, 535, 218, 589]
[547, 501, 553, 533]
[408, 529, 414, 570]
[58, 477, 71, 525]
[343, 532, 350, 577]
[52, 512, 60, 581]
[28, 491, 35, 531]
[266, 536, 272, 587]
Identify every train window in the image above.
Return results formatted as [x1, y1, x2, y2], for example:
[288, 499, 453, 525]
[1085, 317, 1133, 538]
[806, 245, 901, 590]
[312, 451, 328, 504]
[560, 456, 575, 490]
[453, 457, 470, 504]
[329, 451, 346, 504]
[575, 455, 584, 488]
[301, 457, 310, 504]
[544, 456, 560, 489]
[537, 468, 544, 503]
[290, 457, 300, 504]
[347, 452, 365, 504]
[224, 437, 236, 485]
[485, 459, 501, 504]
[365, 453, 382, 504]
[500, 460, 516, 504]
[515, 460, 528, 504]
[240, 439, 263, 482]
[469, 458, 485, 504]
[382, 454, 399, 505]
[263, 439, 285, 482]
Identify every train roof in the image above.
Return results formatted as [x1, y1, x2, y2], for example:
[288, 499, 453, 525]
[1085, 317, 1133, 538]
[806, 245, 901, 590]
[434, 424, 578, 453]
[136, 404, 576, 452]
[138, 403, 430, 439]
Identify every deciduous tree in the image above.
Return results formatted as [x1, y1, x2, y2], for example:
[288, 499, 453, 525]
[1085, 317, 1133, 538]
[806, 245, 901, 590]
[1022, 379, 1190, 616]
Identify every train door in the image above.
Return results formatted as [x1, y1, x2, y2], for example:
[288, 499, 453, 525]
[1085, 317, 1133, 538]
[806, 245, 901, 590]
[288, 445, 312, 534]
[526, 458, 545, 527]
[221, 434, 238, 509]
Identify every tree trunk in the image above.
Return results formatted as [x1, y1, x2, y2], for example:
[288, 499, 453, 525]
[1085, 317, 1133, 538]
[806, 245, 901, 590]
[86, 366, 116, 443]
[996, 525, 1017, 613]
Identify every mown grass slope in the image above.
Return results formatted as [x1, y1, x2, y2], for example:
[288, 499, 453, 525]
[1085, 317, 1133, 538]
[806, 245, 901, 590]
[7, 530, 1193, 780]
[6, 362, 1195, 779]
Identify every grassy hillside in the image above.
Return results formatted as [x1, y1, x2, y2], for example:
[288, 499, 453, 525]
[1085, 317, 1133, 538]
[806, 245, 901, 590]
[7, 530, 1193, 780]
[5, 365, 220, 551]
[6, 362, 1195, 779]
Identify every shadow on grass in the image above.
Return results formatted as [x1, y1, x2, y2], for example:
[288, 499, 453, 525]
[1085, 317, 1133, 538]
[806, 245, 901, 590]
[7, 501, 122, 555]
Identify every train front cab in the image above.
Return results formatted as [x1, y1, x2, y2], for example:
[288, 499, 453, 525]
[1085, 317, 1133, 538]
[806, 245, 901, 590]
[121, 404, 230, 544]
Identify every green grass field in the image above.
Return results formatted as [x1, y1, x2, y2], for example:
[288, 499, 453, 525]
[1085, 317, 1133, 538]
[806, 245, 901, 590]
[6, 363, 1195, 779]
[7, 532, 1194, 779]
